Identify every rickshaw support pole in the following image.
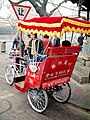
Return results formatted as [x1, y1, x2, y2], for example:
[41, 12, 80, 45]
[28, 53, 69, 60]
[20, 31, 22, 57]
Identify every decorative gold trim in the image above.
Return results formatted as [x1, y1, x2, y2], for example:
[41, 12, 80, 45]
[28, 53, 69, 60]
[18, 25, 90, 39]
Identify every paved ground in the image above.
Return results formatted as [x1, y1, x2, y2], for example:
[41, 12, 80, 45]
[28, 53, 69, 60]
[70, 79, 90, 111]
[0, 77, 90, 120]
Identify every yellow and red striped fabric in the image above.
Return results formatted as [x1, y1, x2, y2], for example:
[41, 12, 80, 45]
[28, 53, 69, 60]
[18, 16, 90, 38]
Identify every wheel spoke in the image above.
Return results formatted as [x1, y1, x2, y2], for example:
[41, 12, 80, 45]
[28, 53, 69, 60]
[38, 101, 43, 110]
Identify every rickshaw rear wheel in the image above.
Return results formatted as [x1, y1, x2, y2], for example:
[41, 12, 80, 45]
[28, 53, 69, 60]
[52, 82, 71, 103]
[5, 65, 15, 86]
[27, 88, 48, 113]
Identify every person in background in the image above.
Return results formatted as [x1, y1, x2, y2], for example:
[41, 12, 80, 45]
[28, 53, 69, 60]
[53, 35, 60, 47]
[24, 34, 31, 55]
[12, 34, 20, 49]
[42, 34, 52, 54]
[62, 40, 71, 46]
[77, 34, 84, 50]
[27, 33, 44, 63]
[16, 38, 25, 57]
[11, 37, 25, 70]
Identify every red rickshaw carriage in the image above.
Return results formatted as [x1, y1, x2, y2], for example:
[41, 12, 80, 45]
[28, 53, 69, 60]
[5, 16, 90, 113]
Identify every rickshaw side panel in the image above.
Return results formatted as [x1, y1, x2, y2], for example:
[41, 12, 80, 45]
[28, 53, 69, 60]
[41, 54, 78, 89]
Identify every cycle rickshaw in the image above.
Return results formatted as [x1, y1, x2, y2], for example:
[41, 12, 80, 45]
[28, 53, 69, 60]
[5, 16, 90, 113]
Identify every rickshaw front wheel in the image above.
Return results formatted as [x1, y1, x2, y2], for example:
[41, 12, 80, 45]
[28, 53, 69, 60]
[52, 82, 71, 103]
[27, 88, 48, 113]
[5, 65, 15, 86]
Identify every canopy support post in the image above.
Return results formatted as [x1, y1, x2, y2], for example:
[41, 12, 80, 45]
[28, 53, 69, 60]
[20, 31, 22, 57]
[65, 31, 66, 41]
[71, 31, 74, 43]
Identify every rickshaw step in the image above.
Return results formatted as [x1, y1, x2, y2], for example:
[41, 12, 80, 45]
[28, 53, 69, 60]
[14, 75, 25, 83]
[16, 81, 24, 88]
[14, 81, 25, 92]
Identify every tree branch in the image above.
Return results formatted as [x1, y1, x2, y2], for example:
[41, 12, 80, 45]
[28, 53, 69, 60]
[29, 0, 42, 16]
[49, 0, 62, 15]
[43, 0, 48, 6]
[28, 0, 48, 16]
[36, 0, 42, 5]
[8, 0, 28, 4]
[41, 0, 48, 15]
[49, 0, 69, 16]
